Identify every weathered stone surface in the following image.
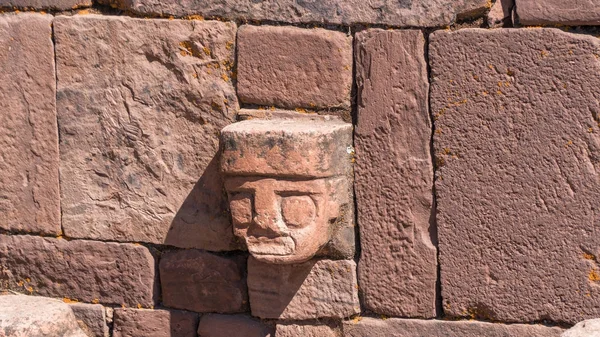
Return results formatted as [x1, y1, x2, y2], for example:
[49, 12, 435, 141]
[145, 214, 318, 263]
[354, 29, 436, 318]
[562, 319, 600, 337]
[0, 295, 87, 337]
[96, 0, 489, 27]
[0, 0, 90, 9]
[113, 308, 198, 337]
[0, 235, 156, 307]
[55, 15, 239, 250]
[247, 257, 359, 319]
[0, 13, 59, 236]
[343, 318, 564, 337]
[517, 0, 600, 26]
[276, 323, 338, 337]
[487, 0, 514, 27]
[221, 118, 354, 264]
[430, 29, 600, 323]
[70, 303, 109, 337]
[159, 249, 248, 313]
[197, 314, 274, 337]
[237, 25, 352, 110]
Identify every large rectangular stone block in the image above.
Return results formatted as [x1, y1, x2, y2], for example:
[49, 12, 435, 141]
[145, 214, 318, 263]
[0, 13, 59, 236]
[113, 308, 198, 337]
[54, 15, 239, 251]
[430, 28, 600, 323]
[343, 318, 564, 336]
[354, 29, 436, 318]
[0, 0, 91, 9]
[197, 314, 274, 337]
[247, 257, 359, 319]
[0, 235, 156, 307]
[517, 0, 600, 26]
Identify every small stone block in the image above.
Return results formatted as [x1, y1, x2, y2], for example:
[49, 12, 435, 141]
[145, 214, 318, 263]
[197, 314, 274, 337]
[70, 303, 109, 337]
[113, 308, 198, 337]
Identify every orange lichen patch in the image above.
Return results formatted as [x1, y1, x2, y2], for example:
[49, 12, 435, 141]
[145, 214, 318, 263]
[121, 303, 126, 308]
[77, 9, 90, 15]
[26, 287, 33, 294]
[351, 315, 363, 324]
[92, 298, 100, 304]
[381, 314, 388, 320]
[62, 297, 79, 304]
[17, 281, 23, 287]
[269, 106, 276, 110]
[496, 90, 503, 95]
[221, 74, 230, 82]
[584, 252, 596, 260]
[295, 108, 308, 113]
[589, 127, 594, 133]
[225, 40, 234, 50]
[565, 140, 573, 148]
[540, 50, 549, 58]
[185, 15, 204, 21]
[137, 303, 143, 309]
[482, 91, 488, 96]
[179, 41, 194, 57]
[589, 269, 600, 282]
[203, 47, 211, 56]
[506, 69, 514, 76]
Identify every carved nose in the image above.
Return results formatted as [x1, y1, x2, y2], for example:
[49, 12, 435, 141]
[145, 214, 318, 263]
[251, 191, 287, 236]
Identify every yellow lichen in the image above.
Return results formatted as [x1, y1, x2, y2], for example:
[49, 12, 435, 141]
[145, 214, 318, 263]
[584, 252, 596, 260]
[62, 297, 78, 304]
[92, 299, 100, 304]
[590, 269, 600, 282]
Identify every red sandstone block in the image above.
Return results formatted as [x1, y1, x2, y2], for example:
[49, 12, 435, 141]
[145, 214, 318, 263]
[354, 29, 436, 318]
[113, 308, 198, 337]
[197, 314, 274, 337]
[54, 15, 239, 250]
[0, 0, 90, 9]
[276, 323, 338, 337]
[430, 28, 600, 323]
[0, 235, 156, 307]
[342, 318, 564, 336]
[517, 0, 600, 26]
[0, 13, 60, 236]
[159, 249, 248, 313]
[70, 303, 109, 337]
[237, 25, 352, 110]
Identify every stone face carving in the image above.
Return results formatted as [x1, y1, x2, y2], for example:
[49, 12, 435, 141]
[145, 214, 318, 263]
[220, 118, 353, 264]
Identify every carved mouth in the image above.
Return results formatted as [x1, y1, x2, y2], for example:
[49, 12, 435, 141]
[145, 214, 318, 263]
[246, 236, 296, 256]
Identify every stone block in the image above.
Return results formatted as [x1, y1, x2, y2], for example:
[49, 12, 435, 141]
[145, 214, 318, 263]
[0, 13, 59, 236]
[430, 28, 600, 323]
[113, 308, 198, 337]
[517, 0, 600, 26]
[0, 0, 90, 9]
[276, 323, 338, 337]
[159, 249, 248, 313]
[70, 303, 109, 337]
[96, 0, 489, 27]
[354, 29, 436, 318]
[197, 314, 274, 337]
[247, 257, 359, 319]
[0, 235, 156, 307]
[562, 319, 600, 337]
[237, 25, 352, 109]
[487, 0, 514, 28]
[343, 318, 564, 337]
[54, 15, 239, 250]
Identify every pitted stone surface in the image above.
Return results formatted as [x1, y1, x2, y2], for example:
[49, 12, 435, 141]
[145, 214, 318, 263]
[487, 0, 513, 27]
[197, 314, 274, 337]
[55, 15, 239, 250]
[0, 295, 87, 337]
[70, 303, 109, 337]
[355, 29, 436, 318]
[562, 319, 600, 337]
[247, 257, 359, 319]
[430, 28, 600, 323]
[0, 13, 59, 236]
[0, 0, 90, 9]
[159, 249, 248, 313]
[276, 323, 338, 337]
[237, 25, 352, 109]
[0, 235, 156, 307]
[343, 318, 564, 337]
[113, 308, 198, 337]
[517, 0, 600, 26]
[96, 0, 489, 27]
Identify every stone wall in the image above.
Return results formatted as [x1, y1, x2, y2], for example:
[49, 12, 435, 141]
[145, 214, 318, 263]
[0, 0, 599, 336]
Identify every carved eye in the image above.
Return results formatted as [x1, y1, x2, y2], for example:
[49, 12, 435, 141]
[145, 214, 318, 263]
[280, 196, 316, 229]
[230, 193, 253, 226]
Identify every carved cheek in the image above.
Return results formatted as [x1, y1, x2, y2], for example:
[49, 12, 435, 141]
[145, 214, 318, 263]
[280, 196, 316, 229]
[229, 193, 253, 228]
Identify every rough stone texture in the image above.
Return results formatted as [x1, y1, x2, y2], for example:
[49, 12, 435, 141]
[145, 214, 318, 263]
[0, 235, 156, 307]
[96, 0, 489, 27]
[197, 314, 274, 337]
[0, 13, 59, 236]
[430, 29, 600, 323]
[0, 0, 90, 9]
[159, 249, 248, 313]
[113, 308, 198, 337]
[55, 15, 239, 250]
[0, 295, 87, 337]
[487, 0, 514, 27]
[354, 29, 436, 318]
[343, 318, 565, 337]
[247, 257, 359, 319]
[562, 319, 600, 337]
[276, 323, 338, 337]
[70, 303, 109, 337]
[517, 0, 600, 26]
[237, 25, 352, 110]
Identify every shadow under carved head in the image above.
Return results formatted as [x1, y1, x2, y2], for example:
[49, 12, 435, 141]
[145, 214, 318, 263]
[220, 118, 353, 264]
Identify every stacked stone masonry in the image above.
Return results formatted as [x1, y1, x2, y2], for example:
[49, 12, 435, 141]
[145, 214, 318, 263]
[0, 0, 599, 336]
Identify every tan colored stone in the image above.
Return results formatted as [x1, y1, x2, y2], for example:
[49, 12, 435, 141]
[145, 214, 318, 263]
[70, 303, 109, 337]
[0, 0, 91, 9]
[247, 257, 359, 319]
[0, 13, 59, 236]
[343, 318, 564, 337]
[237, 25, 352, 109]
[159, 249, 248, 313]
[55, 15, 239, 250]
[430, 28, 600, 323]
[276, 323, 338, 337]
[354, 29, 436, 318]
[562, 319, 600, 337]
[517, 0, 600, 26]
[487, 0, 514, 27]
[0, 235, 156, 307]
[197, 314, 274, 337]
[113, 308, 198, 337]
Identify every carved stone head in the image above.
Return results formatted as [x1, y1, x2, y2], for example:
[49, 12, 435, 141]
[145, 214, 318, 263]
[220, 118, 353, 264]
